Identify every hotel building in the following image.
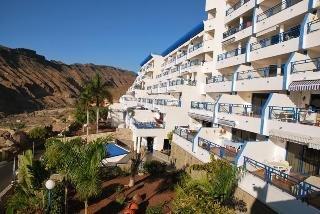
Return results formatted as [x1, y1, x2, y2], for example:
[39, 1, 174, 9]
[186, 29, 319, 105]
[118, 0, 320, 213]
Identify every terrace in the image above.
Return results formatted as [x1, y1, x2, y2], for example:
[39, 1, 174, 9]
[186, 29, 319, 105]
[132, 118, 165, 129]
[217, 47, 246, 61]
[244, 156, 320, 209]
[174, 126, 197, 143]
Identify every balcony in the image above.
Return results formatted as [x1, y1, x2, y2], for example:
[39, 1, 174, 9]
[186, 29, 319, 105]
[176, 52, 187, 64]
[290, 57, 320, 82]
[205, 74, 233, 92]
[304, 18, 320, 49]
[243, 156, 320, 210]
[174, 126, 197, 143]
[235, 66, 284, 91]
[168, 78, 197, 92]
[268, 106, 320, 138]
[255, 0, 308, 33]
[217, 103, 263, 134]
[223, 22, 252, 39]
[225, 0, 255, 24]
[216, 47, 246, 69]
[198, 137, 239, 164]
[188, 101, 215, 121]
[181, 60, 202, 73]
[154, 99, 181, 107]
[250, 25, 300, 62]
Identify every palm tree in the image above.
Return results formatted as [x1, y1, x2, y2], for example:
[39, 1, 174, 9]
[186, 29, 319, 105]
[79, 85, 93, 137]
[89, 74, 113, 134]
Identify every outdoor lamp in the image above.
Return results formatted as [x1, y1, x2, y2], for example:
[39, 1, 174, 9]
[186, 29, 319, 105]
[45, 179, 55, 212]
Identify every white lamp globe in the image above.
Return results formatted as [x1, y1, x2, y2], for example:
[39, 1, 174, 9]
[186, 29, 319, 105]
[45, 179, 55, 190]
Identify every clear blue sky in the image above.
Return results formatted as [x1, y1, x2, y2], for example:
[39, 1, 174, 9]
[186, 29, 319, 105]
[0, 0, 206, 72]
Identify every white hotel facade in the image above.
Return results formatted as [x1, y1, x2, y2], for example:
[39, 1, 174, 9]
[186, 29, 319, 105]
[118, 0, 320, 213]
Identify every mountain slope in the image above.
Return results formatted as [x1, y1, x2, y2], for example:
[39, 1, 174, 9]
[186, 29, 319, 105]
[0, 46, 136, 115]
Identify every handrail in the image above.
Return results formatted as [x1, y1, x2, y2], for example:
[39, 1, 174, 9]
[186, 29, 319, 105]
[174, 127, 195, 142]
[177, 51, 187, 59]
[206, 74, 233, 84]
[226, 0, 250, 16]
[236, 65, 282, 80]
[218, 103, 263, 117]
[223, 22, 252, 39]
[243, 156, 320, 201]
[256, 0, 302, 22]
[217, 47, 246, 61]
[189, 42, 203, 53]
[198, 137, 238, 164]
[307, 18, 320, 33]
[250, 25, 300, 51]
[191, 101, 215, 112]
[132, 118, 165, 129]
[290, 57, 320, 74]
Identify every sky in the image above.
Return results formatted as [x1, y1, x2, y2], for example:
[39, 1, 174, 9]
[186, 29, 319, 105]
[0, 0, 206, 72]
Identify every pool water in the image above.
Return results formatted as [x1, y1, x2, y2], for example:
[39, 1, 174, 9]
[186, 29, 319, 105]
[105, 144, 129, 158]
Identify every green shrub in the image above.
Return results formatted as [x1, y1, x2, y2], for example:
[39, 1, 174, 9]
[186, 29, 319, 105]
[146, 204, 163, 214]
[28, 126, 49, 143]
[143, 160, 166, 176]
[9, 122, 26, 131]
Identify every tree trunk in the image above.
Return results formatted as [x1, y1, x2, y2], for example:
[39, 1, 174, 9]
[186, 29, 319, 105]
[64, 186, 68, 214]
[86, 108, 89, 138]
[128, 175, 135, 187]
[96, 107, 99, 134]
[84, 200, 88, 214]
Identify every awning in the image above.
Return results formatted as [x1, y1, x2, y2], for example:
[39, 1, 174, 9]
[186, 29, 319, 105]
[289, 79, 320, 91]
[269, 129, 320, 150]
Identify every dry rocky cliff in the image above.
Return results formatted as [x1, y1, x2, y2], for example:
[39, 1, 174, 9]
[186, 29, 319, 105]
[0, 45, 136, 116]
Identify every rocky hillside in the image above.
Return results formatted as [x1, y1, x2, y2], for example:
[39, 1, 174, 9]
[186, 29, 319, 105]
[0, 45, 136, 116]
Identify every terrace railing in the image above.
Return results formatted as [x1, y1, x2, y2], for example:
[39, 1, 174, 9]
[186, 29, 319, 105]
[198, 137, 238, 164]
[256, 0, 303, 22]
[269, 106, 320, 126]
[223, 22, 252, 39]
[291, 57, 320, 74]
[218, 103, 263, 117]
[250, 25, 300, 51]
[177, 51, 187, 59]
[155, 99, 181, 107]
[217, 47, 246, 61]
[243, 156, 320, 208]
[226, 0, 250, 16]
[191, 101, 215, 112]
[206, 74, 233, 84]
[307, 18, 320, 33]
[174, 127, 196, 142]
[169, 79, 197, 87]
[132, 118, 165, 129]
[189, 42, 203, 53]
[236, 65, 281, 80]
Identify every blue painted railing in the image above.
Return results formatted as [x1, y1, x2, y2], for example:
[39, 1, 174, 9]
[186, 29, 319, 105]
[256, 0, 302, 22]
[250, 25, 300, 51]
[269, 106, 320, 126]
[191, 101, 215, 112]
[243, 156, 320, 207]
[217, 47, 246, 61]
[198, 137, 238, 164]
[174, 127, 196, 142]
[132, 118, 165, 129]
[218, 103, 263, 117]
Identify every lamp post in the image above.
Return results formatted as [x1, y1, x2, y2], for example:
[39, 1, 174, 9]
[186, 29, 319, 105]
[45, 179, 55, 213]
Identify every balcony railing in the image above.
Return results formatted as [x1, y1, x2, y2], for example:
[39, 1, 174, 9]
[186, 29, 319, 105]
[218, 103, 263, 117]
[291, 57, 320, 74]
[256, 0, 303, 22]
[191, 101, 215, 112]
[206, 74, 233, 84]
[226, 0, 250, 16]
[177, 51, 187, 59]
[236, 65, 282, 80]
[307, 18, 320, 33]
[269, 106, 320, 126]
[174, 126, 196, 142]
[223, 22, 252, 39]
[198, 137, 238, 164]
[250, 25, 300, 51]
[171, 66, 180, 73]
[217, 47, 246, 61]
[132, 118, 165, 129]
[244, 156, 320, 209]
[189, 42, 203, 53]
[169, 79, 197, 87]
[155, 99, 181, 107]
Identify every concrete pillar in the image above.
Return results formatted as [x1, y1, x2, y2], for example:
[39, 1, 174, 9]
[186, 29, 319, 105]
[133, 135, 138, 151]
[137, 137, 142, 153]
[277, 58, 282, 75]
[239, 16, 244, 27]
[280, 24, 285, 42]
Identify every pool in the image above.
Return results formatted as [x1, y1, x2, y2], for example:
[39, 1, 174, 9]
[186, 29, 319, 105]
[105, 143, 129, 158]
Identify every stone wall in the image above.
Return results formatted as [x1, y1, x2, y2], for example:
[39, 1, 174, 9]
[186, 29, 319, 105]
[170, 142, 202, 170]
